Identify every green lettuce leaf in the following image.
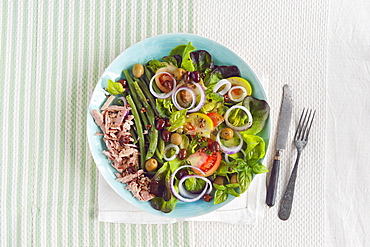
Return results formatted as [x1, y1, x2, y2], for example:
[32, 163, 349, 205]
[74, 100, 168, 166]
[190, 50, 212, 73]
[146, 59, 166, 74]
[167, 109, 187, 132]
[204, 66, 241, 86]
[227, 106, 251, 128]
[107, 79, 124, 95]
[162, 56, 179, 67]
[149, 162, 179, 213]
[200, 92, 224, 113]
[242, 96, 270, 135]
[169, 42, 196, 71]
[156, 98, 175, 118]
[184, 177, 206, 193]
[150, 195, 178, 214]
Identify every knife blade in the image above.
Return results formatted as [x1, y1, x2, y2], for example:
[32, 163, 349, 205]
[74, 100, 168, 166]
[266, 84, 293, 207]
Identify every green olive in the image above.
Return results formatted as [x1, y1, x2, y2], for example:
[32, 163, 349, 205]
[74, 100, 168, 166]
[145, 158, 158, 172]
[170, 133, 182, 146]
[220, 128, 234, 140]
[214, 176, 226, 186]
[173, 68, 186, 81]
[132, 63, 144, 78]
[231, 174, 238, 184]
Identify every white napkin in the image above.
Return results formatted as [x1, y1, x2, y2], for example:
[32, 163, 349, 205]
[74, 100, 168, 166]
[98, 73, 269, 224]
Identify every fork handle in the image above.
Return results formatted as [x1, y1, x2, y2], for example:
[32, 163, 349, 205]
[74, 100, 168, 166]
[266, 156, 280, 207]
[278, 152, 301, 220]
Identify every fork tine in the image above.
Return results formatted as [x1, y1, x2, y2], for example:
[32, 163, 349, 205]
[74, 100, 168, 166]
[294, 108, 306, 140]
[301, 109, 312, 140]
[304, 110, 316, 141]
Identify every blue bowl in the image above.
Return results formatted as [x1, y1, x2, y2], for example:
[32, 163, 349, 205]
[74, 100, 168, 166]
[87, 33, 269, 219]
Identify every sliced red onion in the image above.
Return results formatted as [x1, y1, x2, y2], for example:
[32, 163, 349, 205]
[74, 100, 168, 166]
[163, 144, 180, 161]
[172, 86, 196, 111]
[213, 79, 231, 95]
[224, 105, 253, 131]
[227, 86, 247, 102]
[149, 72, 177, 99]
[216, 129, 243, 154]
[170, 165, 212, 202]
[187, 82, 206, 113]
[117, 96, 129, 117]
[225, 149, 246, 163]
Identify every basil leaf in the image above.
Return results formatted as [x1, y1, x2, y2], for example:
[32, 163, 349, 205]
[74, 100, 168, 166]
[241, 134, 266, 166]
[107, 79, 124, 95]
[251, 162, 269, 174]
[226, 183, 239, 188]
[167, 109, 187, 132]
[238, 169, 253, 193]
[226, 188, 240, 197]
[213, 184, 226, 191]
[214, 189, 228, 204]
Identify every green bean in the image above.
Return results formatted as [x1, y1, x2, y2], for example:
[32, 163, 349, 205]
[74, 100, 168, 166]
[136, 77, 159, 115]
[124, 70, 150, 127]
[131, 80, 159, 160]
[132, 81, 155, 122]
[145, 128, 159, 160]
[156, 135, 165, 160]
[126, 95, 145, 169]
[144, 66, 161, 93]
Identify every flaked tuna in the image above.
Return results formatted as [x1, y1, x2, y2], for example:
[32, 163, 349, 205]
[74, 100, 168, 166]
[91, 100, 153, 202]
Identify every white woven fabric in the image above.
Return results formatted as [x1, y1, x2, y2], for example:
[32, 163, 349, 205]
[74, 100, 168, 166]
[189, 1, 326, 246]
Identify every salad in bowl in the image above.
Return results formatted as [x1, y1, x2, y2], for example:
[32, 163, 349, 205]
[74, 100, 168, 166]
[88, 34, 270, 217]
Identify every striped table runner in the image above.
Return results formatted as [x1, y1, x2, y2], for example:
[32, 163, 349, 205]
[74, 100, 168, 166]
[0, 0, 327, 246]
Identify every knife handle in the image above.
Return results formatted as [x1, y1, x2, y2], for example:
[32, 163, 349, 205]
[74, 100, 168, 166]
[266, 156, 280, 207]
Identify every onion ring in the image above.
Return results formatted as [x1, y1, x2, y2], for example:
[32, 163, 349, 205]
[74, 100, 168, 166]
[216, 129, 243, 154]
[225, 149, 246, 163]
[172, 86, 196, 111]
[178, 175, 212, 199]
[149, 72, 177, 99]
[163, 144, 180, 161]
[170, 165, 212, 202]
[224, 105, 253, 131]
[227, 86, 247, 102]
[213, 79, 231, 95]
[187, 82, 206, 113]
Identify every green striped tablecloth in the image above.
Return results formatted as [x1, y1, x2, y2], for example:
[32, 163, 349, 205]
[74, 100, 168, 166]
[0, 0, 328, 246]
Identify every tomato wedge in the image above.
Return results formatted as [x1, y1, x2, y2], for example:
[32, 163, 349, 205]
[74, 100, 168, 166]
[206, 112, 224, 129]
[187, 150, 222, 177]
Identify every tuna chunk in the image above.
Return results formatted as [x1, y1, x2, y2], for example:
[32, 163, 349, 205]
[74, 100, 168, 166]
[91, 98, 154, 202]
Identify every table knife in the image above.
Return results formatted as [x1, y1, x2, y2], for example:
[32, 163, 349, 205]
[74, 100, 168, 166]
[266, 84, 293, 207]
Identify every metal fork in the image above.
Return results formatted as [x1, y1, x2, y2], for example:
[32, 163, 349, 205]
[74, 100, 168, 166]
[278, 108, 316, 220]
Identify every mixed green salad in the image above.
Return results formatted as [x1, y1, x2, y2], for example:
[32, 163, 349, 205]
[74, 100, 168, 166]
[103, 42, 270, 213]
